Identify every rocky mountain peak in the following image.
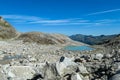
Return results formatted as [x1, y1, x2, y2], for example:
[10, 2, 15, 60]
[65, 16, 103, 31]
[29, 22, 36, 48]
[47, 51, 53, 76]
[0, 16, 17, 40]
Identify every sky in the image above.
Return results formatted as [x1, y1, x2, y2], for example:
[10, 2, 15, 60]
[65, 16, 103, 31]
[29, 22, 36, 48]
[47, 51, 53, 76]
[0, 0, 120, 35]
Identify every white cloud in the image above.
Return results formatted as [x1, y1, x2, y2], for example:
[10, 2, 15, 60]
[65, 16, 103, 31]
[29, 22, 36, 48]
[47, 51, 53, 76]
[30, 20, 70, 24]
[1, 15, 40, 20]
[86, 8, 120, 16]
[1, 14, 120, 26]
[1, 14, 90, 25]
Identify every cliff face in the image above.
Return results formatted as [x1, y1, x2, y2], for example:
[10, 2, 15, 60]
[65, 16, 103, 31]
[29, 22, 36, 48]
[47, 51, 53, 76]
[0, 16, 17, 40]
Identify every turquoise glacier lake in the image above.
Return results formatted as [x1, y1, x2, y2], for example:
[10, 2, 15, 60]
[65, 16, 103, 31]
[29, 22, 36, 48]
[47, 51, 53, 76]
[64, 46, 94, 51]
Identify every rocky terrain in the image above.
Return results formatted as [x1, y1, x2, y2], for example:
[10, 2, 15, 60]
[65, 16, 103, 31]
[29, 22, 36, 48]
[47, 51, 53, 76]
[0, 17, 120, 80]
[0, 40, 120, 80]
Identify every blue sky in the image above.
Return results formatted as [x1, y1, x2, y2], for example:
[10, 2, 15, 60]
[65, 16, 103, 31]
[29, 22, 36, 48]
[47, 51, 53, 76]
[0, 0, 120, 35]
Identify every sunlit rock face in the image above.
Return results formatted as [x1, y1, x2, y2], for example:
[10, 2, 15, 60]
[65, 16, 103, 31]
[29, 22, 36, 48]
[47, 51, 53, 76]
[0, 16, 17, 40]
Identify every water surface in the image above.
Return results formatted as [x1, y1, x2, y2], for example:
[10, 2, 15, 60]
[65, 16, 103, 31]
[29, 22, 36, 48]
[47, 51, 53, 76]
[64, 45, 94, 51]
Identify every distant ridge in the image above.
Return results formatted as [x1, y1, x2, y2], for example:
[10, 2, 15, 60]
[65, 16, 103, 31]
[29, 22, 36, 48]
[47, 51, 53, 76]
[69, 34, 120, 45]
[17, 32, 85, 45]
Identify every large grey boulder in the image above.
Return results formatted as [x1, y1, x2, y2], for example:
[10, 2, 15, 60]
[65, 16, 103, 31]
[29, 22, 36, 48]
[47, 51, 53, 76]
[34, 62, 60, 80]
[0, 68, 7, 80]
[109, 73, 120, 80]
[71, 73, 83, 80]
[56, 56, 77, 76]
[78, 63, 89, 75]
[43, 62, 58, 80]
[6, 66, 36, 80]
[94, 53, 103, 61]
[103, 53, 112, 59]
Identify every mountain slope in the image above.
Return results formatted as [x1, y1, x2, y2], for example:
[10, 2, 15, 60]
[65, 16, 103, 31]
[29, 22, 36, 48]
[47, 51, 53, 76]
[0, 16, 17, 40]
[69, 34, 119, 45]
[0, 16, 85, 46]
[17, 32, 85, 45]
[103, 34, 120, 48]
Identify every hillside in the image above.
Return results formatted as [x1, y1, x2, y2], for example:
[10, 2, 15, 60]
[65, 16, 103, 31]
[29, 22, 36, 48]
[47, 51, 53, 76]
[103, 34, 120, 48]
[0, 16, 17, 40]
[0, 17, 84, 45]
[69, 34, 119, 45]
[17, 32, 84, 45]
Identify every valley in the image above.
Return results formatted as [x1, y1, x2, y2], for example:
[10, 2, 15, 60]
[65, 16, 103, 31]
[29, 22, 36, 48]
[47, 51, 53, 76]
[0, 17, 119, 80]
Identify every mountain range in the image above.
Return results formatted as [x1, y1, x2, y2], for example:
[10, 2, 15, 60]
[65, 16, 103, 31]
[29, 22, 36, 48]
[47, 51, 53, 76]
[69, 34, 120, 45]
[0, 16, 120, 46]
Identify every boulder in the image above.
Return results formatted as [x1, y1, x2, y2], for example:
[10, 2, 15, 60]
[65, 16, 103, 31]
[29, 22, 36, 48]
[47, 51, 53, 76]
[103, 53, 112, 59]
[71, 73, 83, 80]
[109, 73, 120, 80]
[78, 63, 89, 75]
[44, 62, 58, 79]
[0, 68, 7, 80]
[7, 66, 36, 80]
[56, 56, 77, 76]
[94, 53, 103, 61]
[0, 50, 4, 55]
